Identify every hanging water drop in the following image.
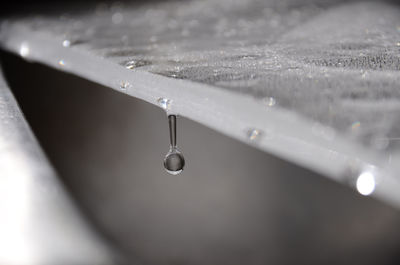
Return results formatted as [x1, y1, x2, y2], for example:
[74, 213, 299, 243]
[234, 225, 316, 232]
[157, 97, 171, 111]
[164, 115, 185, 175]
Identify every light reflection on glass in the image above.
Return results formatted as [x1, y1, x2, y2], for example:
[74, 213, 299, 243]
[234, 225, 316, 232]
[19, 43, 30, 57]
[356, 171, 376, 196]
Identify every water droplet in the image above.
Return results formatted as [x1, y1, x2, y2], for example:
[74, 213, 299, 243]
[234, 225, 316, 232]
[19, 43, 29, 57]
[396, 42, 400, 47]
[119, 81, 130, 91]
[164, 115, 185, 175]
[247, 128, 262, 141]
[62, 39, 71, 47]
[58, 59, 65, 66]
[157, 97, 171, 111]
[356, 171, 376, 196]
[164, 148, 185, 175]
[125, 61, 136, 69]
[124, 59, 151, 69]
[262, 97, 276, 107]
[361, 70, 368, 78]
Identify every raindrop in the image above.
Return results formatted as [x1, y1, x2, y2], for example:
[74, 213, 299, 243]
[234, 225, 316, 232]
[19, 43, 29, 57]
[247, 128, 262, 141]
[361, 70, 368, 78]
[356, 171, 376, 196]
[62, 39, 71, 47]
[58, 59, 65, 66]
[164, 115, 185, 175]
[157, 97, 171, 111]
[124, 59, 151, 69]
[262, 97, 276, 107]
[119, 81, 130, 91]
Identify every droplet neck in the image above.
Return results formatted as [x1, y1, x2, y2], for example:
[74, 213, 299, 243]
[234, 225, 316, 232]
[168, 114, 177, 148]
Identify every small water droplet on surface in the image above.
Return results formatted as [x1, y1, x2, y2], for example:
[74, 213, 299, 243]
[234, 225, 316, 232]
[119, 81, 130, 91]
[396, 42, 400, 47]
[164, 115, 185, 175]
[62, 39, 71, 47]
[19, 43, 29, 57]
[247, 128, 262, 141]
[356, 171, 376, 196]
[58, 59, 65, 66]
[157, 97, 171, 111]
[125, 60, 151, 69]
[125, 61, 136, 69]
[262, 97, 276, 107]
[360, 70, 368, 78]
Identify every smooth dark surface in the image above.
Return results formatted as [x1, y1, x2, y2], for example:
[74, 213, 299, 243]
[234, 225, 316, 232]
[2, 52, 400, 265]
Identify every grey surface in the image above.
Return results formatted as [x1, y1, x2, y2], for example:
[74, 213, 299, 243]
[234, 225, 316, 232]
[1, 0, 400, 206]
[0, 65, 118, 265]
[8, 0, 400, 153]
[3, 58, 400, 265]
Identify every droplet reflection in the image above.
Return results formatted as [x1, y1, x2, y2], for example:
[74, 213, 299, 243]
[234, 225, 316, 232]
[157, 97, 171, 111]
[62, 40, 71, 47]
[164, 148, 185, 175]
[262, 97, 276, 107]
[119, 81, 130, 91]
[247, 128, 262, 141]
[356, 172, 376, 196]
[19, 43, 29, 57]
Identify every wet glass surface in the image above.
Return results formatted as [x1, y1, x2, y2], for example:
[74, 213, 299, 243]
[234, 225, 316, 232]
[4, 0, 400, 155]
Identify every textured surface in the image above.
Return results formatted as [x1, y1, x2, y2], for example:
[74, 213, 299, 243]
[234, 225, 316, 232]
[9, 0, 400, 152]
